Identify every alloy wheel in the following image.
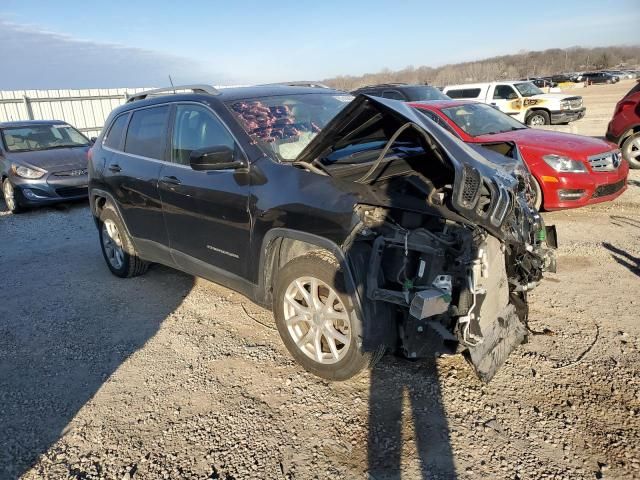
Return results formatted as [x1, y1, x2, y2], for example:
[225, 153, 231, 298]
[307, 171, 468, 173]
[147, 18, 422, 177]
[529, 115, 545, 127]
[624, 136, 640, 163]
[3, 180, 16, 211]
[283, 276, 352, 364]
[101, 219, 125, 270]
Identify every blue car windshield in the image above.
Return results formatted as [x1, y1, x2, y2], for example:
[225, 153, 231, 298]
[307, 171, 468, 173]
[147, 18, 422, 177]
[1, 124, 89, 152]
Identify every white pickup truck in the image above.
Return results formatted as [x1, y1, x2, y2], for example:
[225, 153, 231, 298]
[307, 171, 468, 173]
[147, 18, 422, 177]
[442, 81, 585, 126]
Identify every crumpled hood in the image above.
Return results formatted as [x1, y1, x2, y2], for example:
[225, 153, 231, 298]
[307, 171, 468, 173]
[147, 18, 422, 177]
[296, 95, 535, 242]
[6, 147, 89, 172]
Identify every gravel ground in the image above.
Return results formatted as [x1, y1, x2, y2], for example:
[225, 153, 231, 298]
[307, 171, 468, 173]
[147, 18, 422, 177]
[1, 81, 639, 480]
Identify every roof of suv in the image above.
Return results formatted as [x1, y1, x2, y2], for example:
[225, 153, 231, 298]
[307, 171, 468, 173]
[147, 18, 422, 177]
[0, 120, 68, 128]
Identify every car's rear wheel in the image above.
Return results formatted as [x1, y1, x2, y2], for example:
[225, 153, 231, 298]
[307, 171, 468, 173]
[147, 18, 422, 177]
[98, 204, 149, 278]
[621, 132, 640, 169]
[526, 110, 550, 127]
[2, 179, 23, 214]
[273, 252, 373, 380]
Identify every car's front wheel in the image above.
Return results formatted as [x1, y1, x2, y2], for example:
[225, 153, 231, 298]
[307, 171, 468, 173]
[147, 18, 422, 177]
[526, 110, 550, 127]
[98, 204, 149, 278]
[621, 132, 640, 169]
[273, 252, 373, 381]
[2, 178, 23, 214]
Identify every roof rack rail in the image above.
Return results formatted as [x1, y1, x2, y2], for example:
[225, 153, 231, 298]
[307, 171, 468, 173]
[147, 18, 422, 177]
[354, 82, 410, 89]
[126, 84, 220, 103]
[259, 81, 332, 89]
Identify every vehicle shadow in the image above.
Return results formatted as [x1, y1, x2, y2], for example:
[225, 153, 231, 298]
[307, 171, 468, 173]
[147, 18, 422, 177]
[0, 202, 194, 478]
[602, 242, 640, 277]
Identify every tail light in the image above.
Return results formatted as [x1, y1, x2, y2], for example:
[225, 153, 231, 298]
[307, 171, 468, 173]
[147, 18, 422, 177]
[615, 100, 636, 116]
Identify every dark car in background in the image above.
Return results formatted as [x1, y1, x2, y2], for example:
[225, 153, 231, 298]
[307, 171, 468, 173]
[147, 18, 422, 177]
[88, 84, 555, 383]
[0, 120, 91, 213]
[582, 72, 618, 85]
[351, 83, 450, 101]
[607, 80, 640, 169]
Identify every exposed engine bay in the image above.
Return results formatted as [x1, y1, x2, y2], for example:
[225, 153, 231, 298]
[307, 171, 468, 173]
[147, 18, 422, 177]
[294, 94, 558, 381]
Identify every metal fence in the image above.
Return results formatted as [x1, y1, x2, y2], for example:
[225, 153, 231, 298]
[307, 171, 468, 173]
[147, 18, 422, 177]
[0, 88, 151, 138]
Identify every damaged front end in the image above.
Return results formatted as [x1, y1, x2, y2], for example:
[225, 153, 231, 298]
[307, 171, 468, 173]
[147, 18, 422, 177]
[295, 95, 557, 382]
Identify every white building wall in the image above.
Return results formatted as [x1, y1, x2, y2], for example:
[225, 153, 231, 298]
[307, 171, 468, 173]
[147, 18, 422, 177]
[0, 88, 151, 137]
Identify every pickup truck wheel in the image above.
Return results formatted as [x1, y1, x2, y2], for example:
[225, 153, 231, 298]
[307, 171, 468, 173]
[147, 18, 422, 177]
[274, 252, 371, 381]
[526, 110, 550, 127]
[621, 132, 640, 169]
[98, 205, 149, 278]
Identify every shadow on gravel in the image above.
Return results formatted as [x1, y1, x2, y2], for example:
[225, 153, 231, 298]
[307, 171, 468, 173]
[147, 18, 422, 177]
[368, 358, 456, 479]
[0, 202, 194, 479]
[602, 242, 640, 277]
[610, 215, 640, 230]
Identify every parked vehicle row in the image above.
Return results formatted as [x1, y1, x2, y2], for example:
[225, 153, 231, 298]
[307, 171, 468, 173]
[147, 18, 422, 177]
[1, 79, 634, 383]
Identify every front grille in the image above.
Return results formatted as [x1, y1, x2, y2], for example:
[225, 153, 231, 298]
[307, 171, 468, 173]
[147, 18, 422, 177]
[592, 180, 625, 198]
[55, 186, 88, 198]
[588, 151, 622, 172]
[461, 165, 480, 207]
[53, 168, 87, 177]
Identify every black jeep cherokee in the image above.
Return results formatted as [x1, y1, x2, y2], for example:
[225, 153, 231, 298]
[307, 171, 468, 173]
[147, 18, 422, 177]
[89, 84, 556, 382]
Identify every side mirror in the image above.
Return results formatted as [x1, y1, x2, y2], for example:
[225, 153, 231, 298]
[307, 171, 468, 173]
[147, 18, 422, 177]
[89, 137, 97, 145]
[189, 145, 246, 171]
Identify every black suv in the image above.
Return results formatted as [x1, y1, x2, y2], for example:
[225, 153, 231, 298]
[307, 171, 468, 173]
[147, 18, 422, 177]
[351, 83, 450, 102]
[89, 84, 555, 382]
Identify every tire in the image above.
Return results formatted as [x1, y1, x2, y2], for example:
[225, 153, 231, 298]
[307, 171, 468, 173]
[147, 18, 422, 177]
[621, 132, 640, 169]
[273, 251, 374, 381]
[526, 110, 550, 127]
[531, 175, 544, 211]
[2, 178, 24, 214]
[98, 204, 149, 278]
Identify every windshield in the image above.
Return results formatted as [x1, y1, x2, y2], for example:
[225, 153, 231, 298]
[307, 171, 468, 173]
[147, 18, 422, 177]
[514, 82, 544, 97]
[440, 103, 526, 137]
[228, 93, 353, 161]
[403, 86, 450, 101]
[1, 124, 89, 152]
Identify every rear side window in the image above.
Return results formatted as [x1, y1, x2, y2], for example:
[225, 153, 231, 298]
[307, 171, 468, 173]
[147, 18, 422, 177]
[382, 90, 406, 100]
[104, 114, 129, 150]
[124, 106, 170, 160]
[446, 88, 481, 99]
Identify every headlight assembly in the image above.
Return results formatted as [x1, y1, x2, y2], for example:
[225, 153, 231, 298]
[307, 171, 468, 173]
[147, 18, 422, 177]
[542, 154, 587, 173]
[12, 165, 46, 179]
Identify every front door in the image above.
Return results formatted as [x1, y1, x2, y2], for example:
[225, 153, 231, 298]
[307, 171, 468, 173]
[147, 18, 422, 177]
[158, 103, 251, 278]
[491, 84, 523, 120]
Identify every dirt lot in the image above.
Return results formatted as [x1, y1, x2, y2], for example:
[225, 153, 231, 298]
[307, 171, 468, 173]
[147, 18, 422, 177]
[1, 81, 639, 480]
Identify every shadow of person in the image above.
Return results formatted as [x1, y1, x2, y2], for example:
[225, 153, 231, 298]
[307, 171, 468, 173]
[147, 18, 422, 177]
[0, 203, 194, 479]
[368, 356, 456, 480]
[602, 241, 640, 277]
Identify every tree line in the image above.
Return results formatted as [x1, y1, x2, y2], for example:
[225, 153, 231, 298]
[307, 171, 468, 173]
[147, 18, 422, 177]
[324, 45, 640, 91]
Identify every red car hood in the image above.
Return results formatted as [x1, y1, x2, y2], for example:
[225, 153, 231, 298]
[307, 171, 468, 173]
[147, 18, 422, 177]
[472, 129, 616, 158]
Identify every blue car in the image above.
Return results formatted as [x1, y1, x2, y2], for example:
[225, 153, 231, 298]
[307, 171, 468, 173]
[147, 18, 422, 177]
[0, 120, 92, 213]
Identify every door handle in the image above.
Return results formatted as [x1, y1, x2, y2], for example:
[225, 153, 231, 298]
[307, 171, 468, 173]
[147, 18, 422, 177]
[108, 163, 121, 173]
[160, 175, 181, 185]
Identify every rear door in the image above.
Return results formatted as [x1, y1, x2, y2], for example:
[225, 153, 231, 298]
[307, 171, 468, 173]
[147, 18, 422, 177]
[102, 105, 171, 261]
[158, 103, 251, 278]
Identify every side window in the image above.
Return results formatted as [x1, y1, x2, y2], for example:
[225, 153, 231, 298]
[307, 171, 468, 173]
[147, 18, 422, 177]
[446, 88, 481, 99]
[103, 113, 129, 150]
[493, 85, 518, 100]
[124, 106, 170, 160]
[171, 104, 235, 166]
[382, 90, 406, 100]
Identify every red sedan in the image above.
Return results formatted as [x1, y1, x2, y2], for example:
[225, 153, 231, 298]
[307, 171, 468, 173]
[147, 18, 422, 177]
[410, 100, 629, 210]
